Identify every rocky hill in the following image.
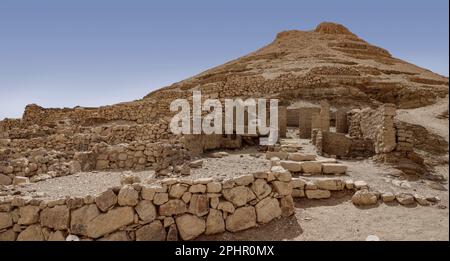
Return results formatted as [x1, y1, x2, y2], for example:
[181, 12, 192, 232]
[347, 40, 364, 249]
[146, 22, 448, 109]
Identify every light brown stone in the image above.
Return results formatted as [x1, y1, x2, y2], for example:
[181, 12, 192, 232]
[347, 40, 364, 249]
[255, 197, 281, 223]
[136, 220, 166, 241]
[205, 209, 225, 235]
[86, 207, 135, 239]
[40, 205, 70, 230]
[95, 189, 117, 212]
[159, 199, 187, 216]
[225, 206, 256, 232]
[135, 200, 157, 222]
[176, 214, 206, 240]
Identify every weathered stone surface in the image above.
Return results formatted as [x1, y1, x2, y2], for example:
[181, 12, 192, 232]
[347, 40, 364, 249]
[266, 151, 288, 160]
[188, 194, 209, 216]
[255, 197, 281, 223]
[0, 174, 12, 185]
[217, 201, 235, 213]
[0, 229, 17, 241]
[176, 214, 206, 240]
[280, 196, 295, 217]
[288, 153, 316, 162]
[291, 178, 307, 189]
[207, 182, 222, 193]
[189, 160, 203, 168]
[159, 199, 187, 216]
[17, 205, 40, 225]
[13, 176, 29, 185]
[300, 162, 322, 174]
[292, 189, 305, 198]
[345, 179, 354, 189]
[280, 161, 302, 172]
[414, 194, 430, 206]
[322, 164, 347, 174]
[251, 179, 272, 199]
[70, 204, 100, 236]
[48, 230, 66, 241]
[17, 224, 44, 241]
[396, 193, 415, 205]
[135, 200, 157, 222]
[305, 189, 331, 199]
[86, 207, 135, 239]
[222, 186, 255, 207]
[120, 174, 141, 185]
[205, 209, 225, 235]
[354, 180, 368, 189]
[352, 190, 378, 205]
[272, 181, 293, 196]
[0, 212, 13, 230]
[118, 185, 139, 206]
[381, 192, 395, 202]
[40, 205, 70, 230]
[166, 224, 179, 241]
[181, 192, 192, 204]
[153, 193, 169, 205]
[99, 231, 130, 241]
[189, 184, 206, 193]
[136, 220, 166, 241]
[226, 206, 256, 232]
[95, 189, 117, 212]
[234, 174, 255, 186]
[141, 186, 157, 200]
[169, 184, 188, 199]
[314, 178, 345, 191]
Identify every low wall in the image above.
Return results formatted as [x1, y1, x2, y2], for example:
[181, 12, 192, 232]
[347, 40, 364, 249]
[315, 131, 375, 158]
[0, 171, 362, 241]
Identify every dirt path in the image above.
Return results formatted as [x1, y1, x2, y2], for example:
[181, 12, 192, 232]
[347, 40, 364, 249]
[397, 96, 449, 142]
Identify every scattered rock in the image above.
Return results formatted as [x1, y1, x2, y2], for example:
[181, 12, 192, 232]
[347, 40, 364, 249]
[352, 190, 378, 206]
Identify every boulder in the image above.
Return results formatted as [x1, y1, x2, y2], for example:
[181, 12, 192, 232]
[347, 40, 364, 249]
[117, 185, 139, 206]
[189, 184, 206, 193]
[251, 179, 272, 199]
[159, 199, 187, 216]
[381, 193, 395, 203]
[322, 164, 347, 175]
[255, 197, 282, 223]
[280, 196, 295, 217]
[86, 207, 135, 239]
[314, 178, 345, 191]
[272, 181, 293, 196]
[188, 194, 209, 216]
[135, 200, 157, 222]
[206, 182, 222, 193]
[352, 190, 378, 206]
[0, 229, 17, 241]
[70, 204, 100, 236]
[222, 186, 256, 207]
[205, 209, 225, 235]
[40, 205, 70, 230]
[176, 214, 206, 240]
[17, 225, 44, 241]
[300, 162, 322, 174]
[95, 189, 117, 212]
[0, 174, 12, 185]
[217, 201, 235, 213]
[291, 178, 307, 189]
[280, 161, 302, 172]
[396, 193, 415, 205]
[136, 221, 166, 241]
[225, 206, 256, 232]
[18, 205, 40, 225]
[234, 175, 255, 186]
[153, 193, 169, 205]
[13, 176, 29, 185]
[0, 212, 13, 230]
[414, 194, 430, 206]
[169, 184, 188, 199]
[305, 189, 331, 199]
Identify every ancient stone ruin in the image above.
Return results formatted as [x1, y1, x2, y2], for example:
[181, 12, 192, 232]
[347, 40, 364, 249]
[0, 22, 448, 241]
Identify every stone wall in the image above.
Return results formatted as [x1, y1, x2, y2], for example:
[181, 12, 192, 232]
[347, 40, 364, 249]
[315, 131, 375, 159]
[0, 172, 296, 241]
[347, 104, 397, 154]
[299, 108, 321, 139]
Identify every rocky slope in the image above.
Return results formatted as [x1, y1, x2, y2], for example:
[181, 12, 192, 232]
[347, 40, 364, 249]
[146, 22, 448, 109]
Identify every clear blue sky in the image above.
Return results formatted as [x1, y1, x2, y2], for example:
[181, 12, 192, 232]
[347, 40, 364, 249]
[0, 0, 448, 119]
